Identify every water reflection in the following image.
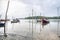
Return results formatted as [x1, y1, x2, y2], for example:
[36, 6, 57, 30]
[0, 19, 60, 40]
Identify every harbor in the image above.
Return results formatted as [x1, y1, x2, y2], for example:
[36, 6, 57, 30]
[0, 0, 60, 40]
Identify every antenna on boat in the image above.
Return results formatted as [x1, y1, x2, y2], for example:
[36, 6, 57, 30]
[4, 0, 10, 37]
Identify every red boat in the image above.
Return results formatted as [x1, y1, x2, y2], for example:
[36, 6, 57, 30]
[37, 18, 49, 26]
[42, 19, 49, 25]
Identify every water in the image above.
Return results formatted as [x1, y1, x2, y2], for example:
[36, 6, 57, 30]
[0, 19, 60, 40]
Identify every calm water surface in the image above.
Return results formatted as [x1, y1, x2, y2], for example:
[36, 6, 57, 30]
[0, 19, 60, 40]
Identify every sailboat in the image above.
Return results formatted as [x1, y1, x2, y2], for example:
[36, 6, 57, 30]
[3, 0, 10, 37]
[0, 23, 5, 27]
[36, 13, 50, 28]
[41, 18, 49, 25]
[0, 19, 9, 27]
[11, 18, 20, 23]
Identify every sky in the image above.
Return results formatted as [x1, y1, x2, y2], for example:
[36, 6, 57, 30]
[0, 0, 60, 19]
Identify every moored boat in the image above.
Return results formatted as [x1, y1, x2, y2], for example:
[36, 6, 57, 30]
[42, 19, 49, 25]
[37, 18, 50, 25]
[0, 23, 5, 27]
[11, 19, 20, 23]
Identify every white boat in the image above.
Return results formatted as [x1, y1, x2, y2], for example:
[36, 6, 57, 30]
[11, 19, 20, 23]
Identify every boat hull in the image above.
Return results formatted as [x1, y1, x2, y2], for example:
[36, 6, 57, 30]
[0, 23, 5, 27]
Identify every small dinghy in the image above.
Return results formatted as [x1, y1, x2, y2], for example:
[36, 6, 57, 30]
[0, 19, 9, 27]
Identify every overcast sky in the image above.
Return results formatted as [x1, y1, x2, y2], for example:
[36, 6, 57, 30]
[0, 0, 60, 19]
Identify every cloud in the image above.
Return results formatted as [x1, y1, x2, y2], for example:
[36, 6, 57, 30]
[17, 0, 60, 16]
[7, 1, 28, 18]
[0, 0, 60, 19]
[0, 0, 8, 19]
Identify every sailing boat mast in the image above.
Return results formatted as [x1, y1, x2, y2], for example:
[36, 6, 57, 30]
[40, 13, 41, 32]
[32, 9, 33, 40]
[4, 0, 10, 37]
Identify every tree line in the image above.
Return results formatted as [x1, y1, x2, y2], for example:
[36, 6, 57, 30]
[25, 16, 60, 19]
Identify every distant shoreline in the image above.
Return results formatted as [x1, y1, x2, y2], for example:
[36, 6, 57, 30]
[25, 16, 60, 19]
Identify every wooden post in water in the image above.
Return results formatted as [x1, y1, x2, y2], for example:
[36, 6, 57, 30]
[4, 0, 10, 37]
